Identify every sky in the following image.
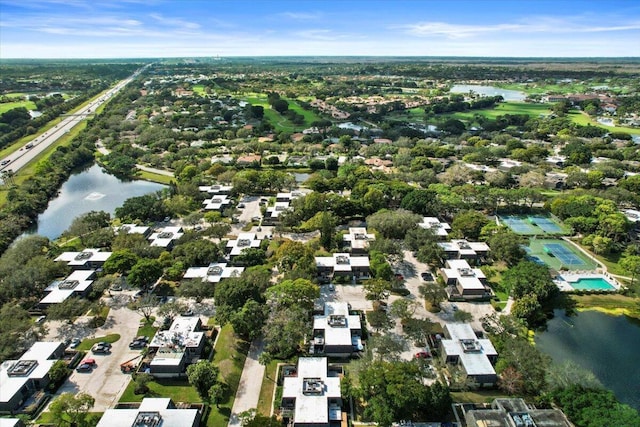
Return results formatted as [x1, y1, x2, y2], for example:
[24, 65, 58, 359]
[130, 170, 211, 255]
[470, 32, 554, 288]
[1, 0, 639, 58]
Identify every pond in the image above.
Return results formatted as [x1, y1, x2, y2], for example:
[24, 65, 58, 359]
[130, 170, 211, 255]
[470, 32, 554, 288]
[450, 84, 527, 102]
[293, 172, 310, 183]
[24, 164, 166, 240]
[535, 310, 640, 411]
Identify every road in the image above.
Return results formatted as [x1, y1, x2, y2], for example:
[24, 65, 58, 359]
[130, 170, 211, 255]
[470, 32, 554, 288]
[0, 66, 147, 175]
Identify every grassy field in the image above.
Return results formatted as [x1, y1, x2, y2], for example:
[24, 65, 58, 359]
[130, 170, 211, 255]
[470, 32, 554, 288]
[451, 390, 511, 404]
[137, 318, 158, 340]
[571, 294, 640, 318]
[0, 100, 37, 114]
[136, 170, 175, 185]
[494, 82, 592, 95]
[36, 411, 103, 426]
[192, 84, 208, 96]
[257, 360, 279, 416]
[244, 93, 321, 132]
[567, 110, 640, 135]
[448, 102, 552, 122]
[120, 378, 201, 403]
[76, 334, 121, 351]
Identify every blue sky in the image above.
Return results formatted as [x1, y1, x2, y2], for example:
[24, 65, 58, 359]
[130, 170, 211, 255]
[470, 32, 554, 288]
[1, 0, 639, 58]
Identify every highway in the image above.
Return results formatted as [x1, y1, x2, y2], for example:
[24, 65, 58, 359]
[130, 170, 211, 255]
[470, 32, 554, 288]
[0, 66, 147, 175]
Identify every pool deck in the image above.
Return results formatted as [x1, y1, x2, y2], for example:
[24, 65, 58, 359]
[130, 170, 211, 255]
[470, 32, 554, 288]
[554, 272, 621, 292]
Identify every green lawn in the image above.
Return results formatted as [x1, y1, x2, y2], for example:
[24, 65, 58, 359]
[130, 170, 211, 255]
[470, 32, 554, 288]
[0, 100, 37, 113]
[567, 110, 640, 135]
[244, 94, 320, 132]
[451, 390, 511, 403]
[257, 360, 279, 416]
[446, 102, 552, 122]
[120, 378, 201, 403]
[76, 334, 121, 351]
[137, 319, 159, 340]
[36, 411, 103, 426]
[136, 170, 175, 185]
[207, 324, 250, 426]
[192, 84, 208, 96]
[572, 294, 640, 319]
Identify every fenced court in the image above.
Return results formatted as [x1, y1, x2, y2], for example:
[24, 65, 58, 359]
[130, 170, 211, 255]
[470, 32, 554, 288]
[500, 215, 537, 234]
[500, 214, 569, 235]
[525, 239, 598, 271]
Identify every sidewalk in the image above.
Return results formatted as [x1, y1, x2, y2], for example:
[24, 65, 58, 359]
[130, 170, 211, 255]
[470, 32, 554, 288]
[228, 338, 266, 427]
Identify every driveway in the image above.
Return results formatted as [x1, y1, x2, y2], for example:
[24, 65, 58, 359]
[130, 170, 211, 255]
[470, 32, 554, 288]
[49, 307, 143, 411]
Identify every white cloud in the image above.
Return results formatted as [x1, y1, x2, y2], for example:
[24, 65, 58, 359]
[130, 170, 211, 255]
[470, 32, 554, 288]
[278, 11, 323, 20]
[148, 13, 200, 30]
[400, 17, 640, 38]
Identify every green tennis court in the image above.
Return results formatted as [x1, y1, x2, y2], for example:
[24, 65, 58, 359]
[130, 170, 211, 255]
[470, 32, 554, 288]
[500, 214, 570, 235]
[525, 239, 598, 271]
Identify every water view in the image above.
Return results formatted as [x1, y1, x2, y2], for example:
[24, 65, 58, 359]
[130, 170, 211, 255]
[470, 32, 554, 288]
[450, 84, 527, 102]
[26, 164, 166, 240]
[536, 310, 640, 411]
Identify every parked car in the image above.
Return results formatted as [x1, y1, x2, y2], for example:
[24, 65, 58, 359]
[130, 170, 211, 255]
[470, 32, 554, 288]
[35, 315, 46, 324]
[129, 340, 147, 349]
[92, 344, 110, 354]
[181, 308, 194, 317]
[0, 159, 10, 166]
[414, 351, 431, 359]
[237, 203, 245, 208]
[76, 363, 94, 372]
[97, 341, 112, 348]
[328, 284, 335, 291]
[451, 304, 459, 312]
[421, 272, 434, 282]
[69, 338, 81, 349]
[394, 273, 405, 281]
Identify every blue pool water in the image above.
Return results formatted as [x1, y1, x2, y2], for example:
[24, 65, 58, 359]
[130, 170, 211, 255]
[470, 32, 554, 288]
[567, 277, 615, 291]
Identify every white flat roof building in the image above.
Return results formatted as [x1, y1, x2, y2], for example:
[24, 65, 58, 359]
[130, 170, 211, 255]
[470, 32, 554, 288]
[226, 232, 262, 257]
[0, 342, 64, 412]
[39, 270, 96, 305]
[149, 226, 184, 248]
[54, 248, 112, 269]
[313, 302, 362, 357]
[418, 217, 451, 237]
[441, 323, 497, 387]
[281, 357, 342, 426]
[183, 263, 244, 283]
[96, 398, 200, 427]
[276, 191, 305, 202]
[198, 184, 232, 195]
[202, 194, 231, 211]
[266, 201, 292, 220]
[148, 318, 204, 375]
[343, 227, 375, 253]
[438, 239, 490, 259]
[442, 259, 488, 298]
[114, 223, 151, 236]
[315, 253, 370, 276]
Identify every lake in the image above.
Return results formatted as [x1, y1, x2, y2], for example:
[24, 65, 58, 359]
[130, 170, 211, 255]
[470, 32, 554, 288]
[535, 310, 640, 411]
[450, 84, 527, 102]
[24, 164, 166, 240]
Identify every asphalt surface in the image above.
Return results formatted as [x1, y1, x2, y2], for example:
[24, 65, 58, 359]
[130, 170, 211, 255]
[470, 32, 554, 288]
[46, 306, 143, 411]
[227, 338, 266, 427]
[0, 66, 146, 175]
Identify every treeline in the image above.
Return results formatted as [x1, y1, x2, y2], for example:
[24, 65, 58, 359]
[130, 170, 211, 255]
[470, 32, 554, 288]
[0, 135, 96, 254]
[426, 95, 504, 114]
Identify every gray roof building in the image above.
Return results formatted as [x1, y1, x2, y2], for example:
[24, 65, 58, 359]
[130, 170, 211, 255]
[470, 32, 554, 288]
[441, 323, 498, 387]
[96, 398, 200, 427]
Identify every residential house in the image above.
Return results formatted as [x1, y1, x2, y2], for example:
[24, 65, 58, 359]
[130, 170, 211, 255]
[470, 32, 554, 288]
[264, 202, 292, 225]
[441, 259, 491, 299]
[440, 323, 498, 387]
[114, 223, 151, 237]
[38, 270, 96, 307]
[96, 398, 200, 427]
[198, 184, 232, 195]
[226, 233, 262, 257]
[0, 342, 65, 413]
[418, 217, 451, 239]
[281, 357, 344, 427]
[183, 263, 244, 283]
[343, 227, 375, 255]
[463, 398, 572, 427]
[315, 253, 370, 281]
[312, 302, 363, 358]
[54, 248, 112, 270]
[148, 226, 184, 249]
[148, 318, 205, 378]
[438, 240, 490, 261]
[202, 194, 231, 211]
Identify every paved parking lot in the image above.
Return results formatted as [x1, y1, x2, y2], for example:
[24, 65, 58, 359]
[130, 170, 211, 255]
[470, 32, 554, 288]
[49, 307, 143, 411]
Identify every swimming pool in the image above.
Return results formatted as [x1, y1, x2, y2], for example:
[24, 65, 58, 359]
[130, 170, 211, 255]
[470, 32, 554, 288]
[564, 277, 617, 291]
